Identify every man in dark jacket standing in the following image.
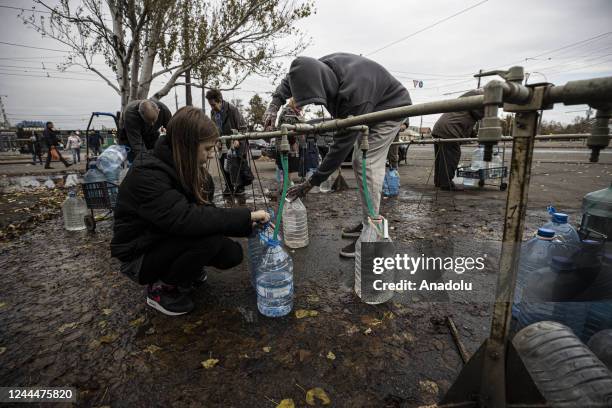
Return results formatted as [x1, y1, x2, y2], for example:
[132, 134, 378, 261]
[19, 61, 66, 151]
[431, 89, 484, 191]
[205, 89, 248, 195]
[263, 53, 412, 257]
[118, 99, 172, 162]
[42, 121, 71, 169]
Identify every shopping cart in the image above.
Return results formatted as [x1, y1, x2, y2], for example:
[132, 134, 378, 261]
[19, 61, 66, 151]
[80, 111, 121, 231]
[456, 145, 509, 191]
[81, 179, 119, 231]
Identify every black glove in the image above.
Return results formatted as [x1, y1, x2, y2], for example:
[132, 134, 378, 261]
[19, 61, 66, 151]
[286, 180, 313, 201]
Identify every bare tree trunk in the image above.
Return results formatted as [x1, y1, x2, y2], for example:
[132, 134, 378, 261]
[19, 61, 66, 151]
[137, 16, 163, 99]
[185, 69, 192, 106]
[108, 2, 130, 111]
[130, 41, 141, 102]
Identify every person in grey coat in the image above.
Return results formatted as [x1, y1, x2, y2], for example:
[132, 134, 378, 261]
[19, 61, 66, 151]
[206, 89, 248, 195]
[263, 53, 412, 257]
[431, 89, 484, 191]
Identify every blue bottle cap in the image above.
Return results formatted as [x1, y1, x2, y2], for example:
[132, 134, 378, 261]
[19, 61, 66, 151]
[550, 256, 574, 271]
[536, 228, 555, 238]
[551, 212, 568, 224]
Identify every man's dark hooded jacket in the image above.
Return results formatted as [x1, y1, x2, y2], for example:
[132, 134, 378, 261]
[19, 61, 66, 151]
[210, 100, 247, 155]
[111, 136, 252, 262]
[118, 99, 172, 159]
[431, 89, 484, 140]
[270, 53, 412, 185]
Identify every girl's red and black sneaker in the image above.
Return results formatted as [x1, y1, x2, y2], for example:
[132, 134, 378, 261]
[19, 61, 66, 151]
[146, 283, 194, 316]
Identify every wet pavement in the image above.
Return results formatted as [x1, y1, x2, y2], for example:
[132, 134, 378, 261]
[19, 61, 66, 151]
[0, 145, 610, 407]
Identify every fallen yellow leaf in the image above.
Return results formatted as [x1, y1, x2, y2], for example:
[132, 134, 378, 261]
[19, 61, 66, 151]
[201, 358, 219, 369]
[295, 309, 319, 319]
[306, 294, 320, 303]
[98, 321, 107, 328]
[144, 345, 161, 354]
[364, 328, 373, 335]
[182, 320, 202, 334]
[130, 316, 145, 327]
[0, 347, 6, 355]
[0, 302, 6, 309]
[99, 333, 119, 344]
[383, 311, 395, 320]
[102, 308, 113, 316]
[326, 351, 336, 360]
[305, 387, 331, 406]
[58, 322, 78, 333]
[419, 380, 439, 396]
[277, 399, 295, 408]
[263, 346, 271, 353]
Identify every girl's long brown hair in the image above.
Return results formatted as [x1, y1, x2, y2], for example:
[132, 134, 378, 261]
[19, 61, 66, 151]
[165, 106, 219, 204]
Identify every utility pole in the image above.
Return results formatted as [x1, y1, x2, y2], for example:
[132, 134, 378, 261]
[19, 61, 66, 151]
[419, 116, 423, 139]
[174, 87, 179, 111]
[0, 95, 10, 129]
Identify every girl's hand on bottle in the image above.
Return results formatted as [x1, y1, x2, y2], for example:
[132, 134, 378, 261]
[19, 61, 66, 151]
[251, 210, 270, 224]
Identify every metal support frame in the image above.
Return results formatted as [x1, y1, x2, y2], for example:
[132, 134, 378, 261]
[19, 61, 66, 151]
[215, 73, 612, 406]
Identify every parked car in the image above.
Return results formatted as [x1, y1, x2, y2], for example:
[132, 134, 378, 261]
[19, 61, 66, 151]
[248, 139, 267, 160]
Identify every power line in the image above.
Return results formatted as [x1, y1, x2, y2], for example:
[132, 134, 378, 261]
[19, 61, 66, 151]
[0, 5, 52, 14]
[366, 0, 489, 56]
[527, 31, 612, 61]
[0, 65, 103, 77]
[0, 41, 71, 53]
[0, 72, 102, 82]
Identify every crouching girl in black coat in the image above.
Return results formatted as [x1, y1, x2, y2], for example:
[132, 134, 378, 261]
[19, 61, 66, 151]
[111, 106, 270, 315]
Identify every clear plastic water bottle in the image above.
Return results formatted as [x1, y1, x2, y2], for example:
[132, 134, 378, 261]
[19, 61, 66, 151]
[464, 146, 485, 187]
[383, 168, 400, 197]
[543, 208, 580, 245]
[517, 256, 589, 339]
[248, 222, 277, 287]
[513, 228, 559, 318]
[62, 189, 87, 231]
[319, 177, 332, 193]
[282, 198, 309, 249]
[83, 167, 107, 199]
[97, 145, 127, 184]
[355, 219, 395, 304]
[256, 238, 294, 317]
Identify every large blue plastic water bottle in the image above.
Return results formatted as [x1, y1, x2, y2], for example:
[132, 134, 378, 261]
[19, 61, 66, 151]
[383, 168, 400, 197]
[248, 220, 276, 287]
[513, 228, 558, 318]
[256, 238, 294, 317]
[543, 207, 580, 245]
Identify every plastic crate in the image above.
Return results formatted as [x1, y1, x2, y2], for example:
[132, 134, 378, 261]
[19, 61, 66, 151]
[457, 166, 507, 180]
[81, 181, 119, 210]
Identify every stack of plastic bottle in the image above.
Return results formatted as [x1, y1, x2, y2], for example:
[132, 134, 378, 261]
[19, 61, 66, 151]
[62, 189, 87, 231]
[256, 235, 294, 317]
[383, 168, 400, 197]
[487, 149, 504, 178]
[282, 198, 309, 249]
[355, 218, 395, 304]
[96, 145, 128, 184]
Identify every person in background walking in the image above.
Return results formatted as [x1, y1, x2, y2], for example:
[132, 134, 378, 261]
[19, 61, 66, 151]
[30, 132, 43, 165]
[67, 131, 82, 164]
[43, 122, 71, 169]
[88, 130, 104, 157]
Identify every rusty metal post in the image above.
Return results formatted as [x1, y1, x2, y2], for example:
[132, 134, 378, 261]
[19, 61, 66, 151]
[478, 109, 539, 407]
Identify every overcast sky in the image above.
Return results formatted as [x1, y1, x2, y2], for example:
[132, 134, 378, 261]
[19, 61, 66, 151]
[1, 0, 611, 129]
